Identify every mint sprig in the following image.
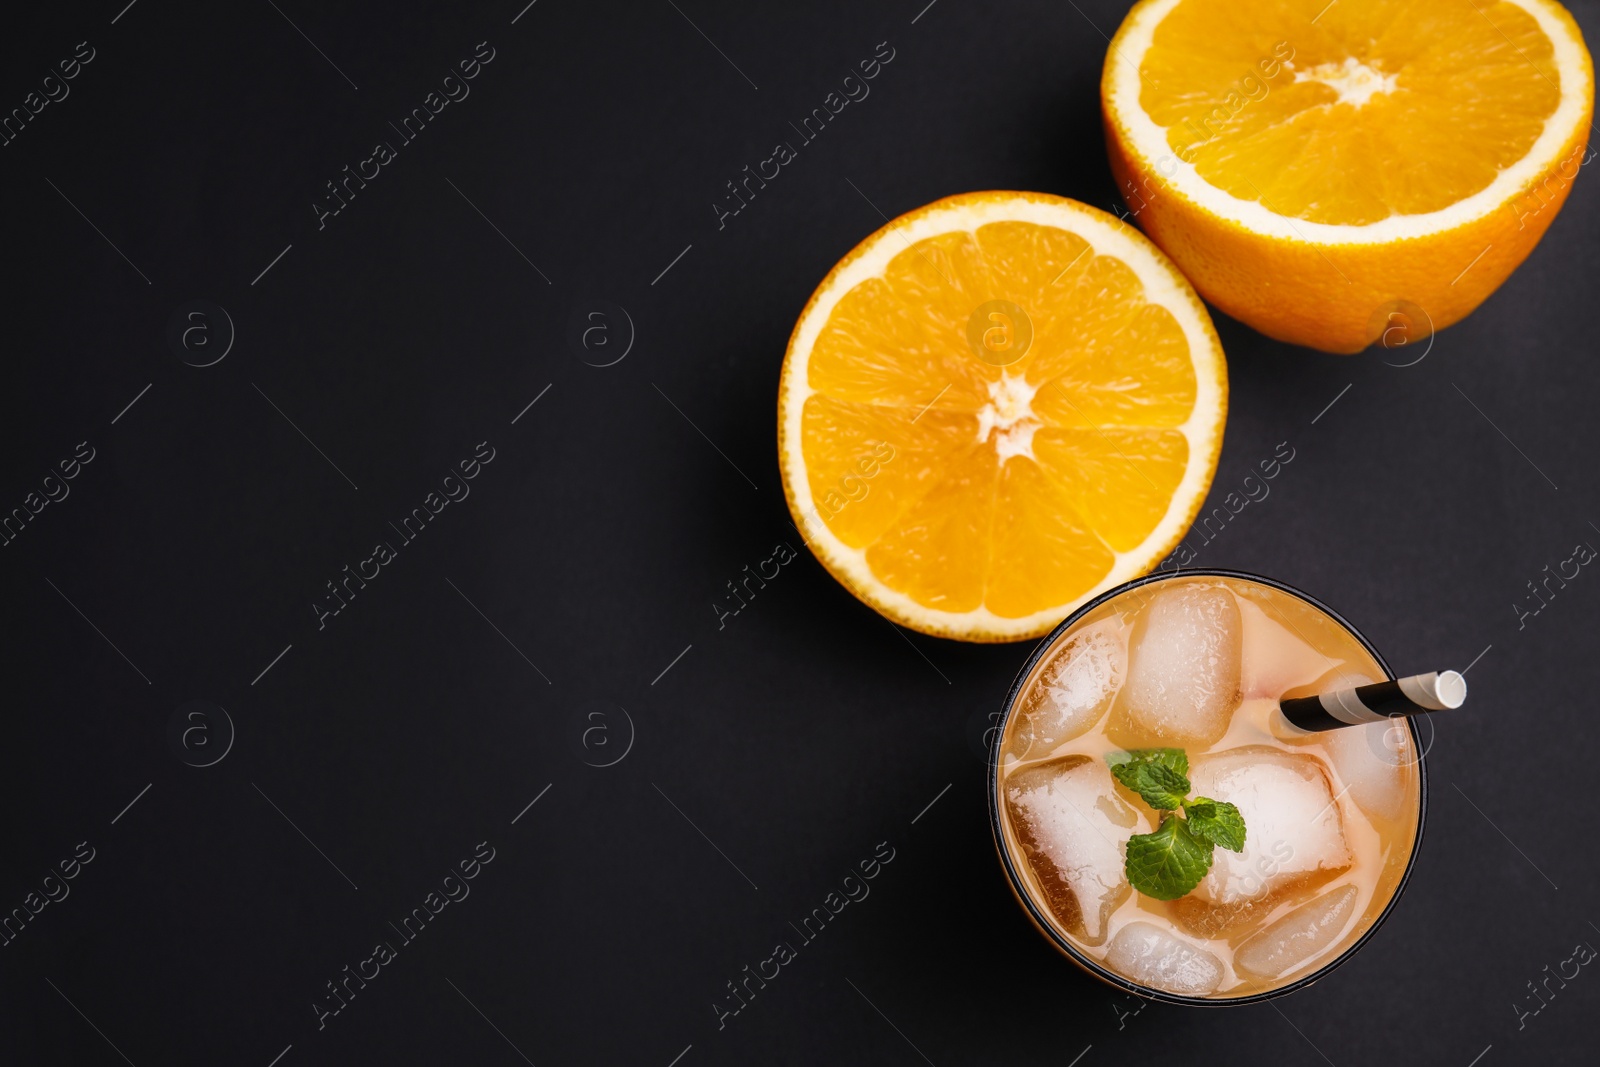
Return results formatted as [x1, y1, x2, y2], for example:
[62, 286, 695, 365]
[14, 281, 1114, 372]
[1107, 748, 1247, 900]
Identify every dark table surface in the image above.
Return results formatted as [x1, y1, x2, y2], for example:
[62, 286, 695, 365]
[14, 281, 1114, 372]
[1, 1, 1595, 1064]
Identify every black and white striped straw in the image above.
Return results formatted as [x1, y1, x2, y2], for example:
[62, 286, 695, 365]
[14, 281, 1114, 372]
[1277, 670, 1467, 733]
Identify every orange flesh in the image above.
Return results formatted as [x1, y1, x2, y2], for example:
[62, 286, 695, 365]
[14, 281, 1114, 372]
[800, 222, 1199, 618]
[1140, 0, 1561, 224]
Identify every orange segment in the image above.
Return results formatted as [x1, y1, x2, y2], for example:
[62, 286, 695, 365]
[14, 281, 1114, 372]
[1033, 304, 1197, 430]
[807, 273, 993, 412]
[974, 221, 1095, 322]
[777, 192, 1228, 641]
[1021, 254, 1144, 387]
[865, 443, 997, 614]
[808, 231, 1002, 413]
[985, 460, 1116, 620]
[799, 393, 979, 548]
[1034, 428, 1191, 552]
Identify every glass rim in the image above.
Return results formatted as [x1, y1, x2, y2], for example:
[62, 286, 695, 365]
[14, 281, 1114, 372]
[986, 567, 1429, 1007]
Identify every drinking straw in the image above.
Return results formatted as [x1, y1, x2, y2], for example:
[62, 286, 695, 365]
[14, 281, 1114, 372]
[1277, 671, 1466, 733]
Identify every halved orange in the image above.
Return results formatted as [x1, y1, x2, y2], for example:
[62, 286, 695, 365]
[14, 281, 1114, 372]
[777, 192, 1227, 642]
[1104, 0, 1594, 353]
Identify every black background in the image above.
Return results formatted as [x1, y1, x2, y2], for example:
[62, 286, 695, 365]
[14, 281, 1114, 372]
[0, 1, 1594, 1065]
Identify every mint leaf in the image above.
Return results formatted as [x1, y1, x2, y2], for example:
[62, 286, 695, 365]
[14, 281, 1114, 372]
[1124, 814, 1215, 900]
[1184, 798, 1247, 853]
[1109, 760, 1191, 810]
[1107, 747, 1189, 778]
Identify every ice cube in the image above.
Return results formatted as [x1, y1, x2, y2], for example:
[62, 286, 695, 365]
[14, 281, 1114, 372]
[1175, 747, 1351, 936]
[1014, 625, 1124, 756]
[1234, 884, 1359, 981]
[1303, 670, 1413, 823]
[1105, 921, 1224, 996]
[1005, 755, 1141, 944]
[1324, 723, 1412, 822]
[1116, 584, 1241, 747]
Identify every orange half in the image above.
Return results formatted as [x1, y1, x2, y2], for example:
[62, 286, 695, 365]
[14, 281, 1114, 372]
[1103, 0, 1594, 352]
[777, 192, 1227, 641]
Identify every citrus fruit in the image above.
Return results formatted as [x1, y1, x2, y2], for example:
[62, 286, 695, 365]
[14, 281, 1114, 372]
[777, 191, 1227, 642]
[1103, 0, 1594, 353]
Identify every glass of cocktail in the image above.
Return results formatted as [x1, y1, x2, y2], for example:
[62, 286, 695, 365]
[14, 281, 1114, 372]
[989, 569, 1431, 1003]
